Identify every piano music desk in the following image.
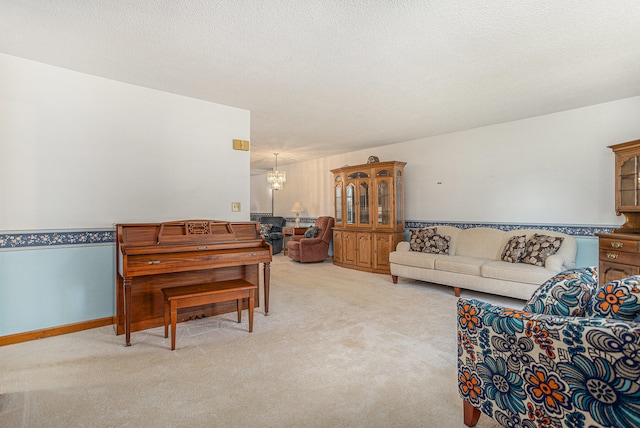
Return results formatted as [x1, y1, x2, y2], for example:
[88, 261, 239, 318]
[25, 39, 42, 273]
[162, 279, 257, 350]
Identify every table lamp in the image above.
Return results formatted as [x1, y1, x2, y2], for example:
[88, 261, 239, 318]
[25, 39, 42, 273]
[291, 202, 304, 227]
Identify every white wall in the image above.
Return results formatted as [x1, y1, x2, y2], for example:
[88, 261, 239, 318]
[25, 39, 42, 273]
[0, 53, 251, 230]
[250, 173, 273, 214]
[253, 96, 640, 227]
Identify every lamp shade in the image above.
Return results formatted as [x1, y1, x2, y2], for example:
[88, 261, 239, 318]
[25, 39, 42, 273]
[291, 202, 304, 213]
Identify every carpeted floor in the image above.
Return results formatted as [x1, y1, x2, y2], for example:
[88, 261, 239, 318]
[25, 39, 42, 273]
[0, 255, 522, 427]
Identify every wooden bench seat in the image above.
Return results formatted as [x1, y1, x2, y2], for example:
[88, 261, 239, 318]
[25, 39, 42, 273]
[161, 279, 257, 350]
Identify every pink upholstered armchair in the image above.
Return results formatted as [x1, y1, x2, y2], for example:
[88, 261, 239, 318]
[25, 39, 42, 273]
[287, 216, 335, 263]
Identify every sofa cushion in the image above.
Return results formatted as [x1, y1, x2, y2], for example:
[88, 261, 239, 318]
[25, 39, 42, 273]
[423, 233, 451, 255]
[500, 235, 526, 263]
[521, 233, 564, 267]
[455, 227, 505, 259]
[522, 267, 599, 316]
[480, 261, 557, 286]
[434, 256, 486, 276]
[389, 249, 443, 269]
[259, 223, 272, 236]
[586, 276, 640, 322]
[409, 227, 436, 252]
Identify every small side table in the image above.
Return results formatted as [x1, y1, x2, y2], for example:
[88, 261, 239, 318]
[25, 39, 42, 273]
[283, 227, 307, 256]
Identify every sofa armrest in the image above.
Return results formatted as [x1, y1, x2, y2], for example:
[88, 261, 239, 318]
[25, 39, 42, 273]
[544, 253, 576, 271]
[544, 254, 564, 271]
[298, 237, 323, 246]
[457, 298, 640, 428]
[395, 241, 410, 252]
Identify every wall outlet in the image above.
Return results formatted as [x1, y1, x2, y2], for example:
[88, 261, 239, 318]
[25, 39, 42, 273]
[231, 202, 241, 212]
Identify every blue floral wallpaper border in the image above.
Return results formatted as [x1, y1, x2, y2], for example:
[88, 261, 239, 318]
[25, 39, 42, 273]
[405, 221, 616, 237]
[0, 220, 617, 250]
[0, 230, 115, 250]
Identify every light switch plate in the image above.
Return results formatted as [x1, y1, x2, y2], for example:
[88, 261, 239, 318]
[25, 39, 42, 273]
[231, 202, 241, 212]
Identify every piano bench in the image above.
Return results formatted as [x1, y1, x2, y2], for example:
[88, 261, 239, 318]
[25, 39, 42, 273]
[161, 279, 257, 350]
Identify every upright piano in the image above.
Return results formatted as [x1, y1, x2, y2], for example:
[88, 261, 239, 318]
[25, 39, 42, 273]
[116, 220, 272, 346]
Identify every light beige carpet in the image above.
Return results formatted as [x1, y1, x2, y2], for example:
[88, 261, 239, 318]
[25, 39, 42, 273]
[0, 256, 521, 427]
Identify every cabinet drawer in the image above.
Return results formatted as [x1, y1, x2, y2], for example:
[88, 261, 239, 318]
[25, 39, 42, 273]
[599, 237, 640, 253]
[599, 249, 640, 266]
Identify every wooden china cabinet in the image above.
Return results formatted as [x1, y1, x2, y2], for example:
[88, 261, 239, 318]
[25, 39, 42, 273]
[596, 139, 640, 286]
[331, 161, 406, 274]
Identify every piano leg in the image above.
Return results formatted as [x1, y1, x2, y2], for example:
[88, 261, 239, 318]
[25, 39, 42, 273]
[124, 277, 132, 346]
[264, 262, 270, 315]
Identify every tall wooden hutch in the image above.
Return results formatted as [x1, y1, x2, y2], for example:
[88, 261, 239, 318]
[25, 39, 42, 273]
[596, 139, 640, 286]
[331, 161, 406, 274]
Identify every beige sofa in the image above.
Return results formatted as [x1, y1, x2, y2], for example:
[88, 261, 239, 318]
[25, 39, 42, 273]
[389, 226, 577, 300]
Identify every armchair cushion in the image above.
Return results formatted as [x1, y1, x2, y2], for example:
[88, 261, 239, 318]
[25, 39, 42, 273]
[586, 275, 640, 322]
[457, 298, 640, 428]
[423, 232, 451, 255]
[521, 233, 564, 267]
[522, 266, 599, 316]
[409, 227, 437, 252]
[304, 225, 319, 238]
[259, 223, 272, 236]
[500, 235, 526, 263]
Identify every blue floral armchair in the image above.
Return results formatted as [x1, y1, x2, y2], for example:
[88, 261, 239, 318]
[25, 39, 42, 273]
[457, 271, 640, 428]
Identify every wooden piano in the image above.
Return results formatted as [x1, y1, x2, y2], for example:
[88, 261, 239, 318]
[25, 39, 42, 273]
[115, 220, 272, 346]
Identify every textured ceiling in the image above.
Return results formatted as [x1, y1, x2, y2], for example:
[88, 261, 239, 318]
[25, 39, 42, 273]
[2, 1, 640, 173]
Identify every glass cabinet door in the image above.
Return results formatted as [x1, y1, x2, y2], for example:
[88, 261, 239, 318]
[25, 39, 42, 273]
[359, 181, 370, 225]
[377, 178, 391, 226]
[346, 183, 356, 224]
[619, 156, 639, 208]
[395, 171, 404, 227]
[335, 182, 343, 224]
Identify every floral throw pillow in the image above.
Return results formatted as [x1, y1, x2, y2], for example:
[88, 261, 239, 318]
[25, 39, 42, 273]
[501, 235, 526, 263]
[409, 227, 437, 252]
[586, 275, 640, 322]
[259, 223, 272, 237]
[521, 234, 564, 267]
[304, 225, 319, 238]
[423, 233, 451, 255]
[522, 266, 598, 316]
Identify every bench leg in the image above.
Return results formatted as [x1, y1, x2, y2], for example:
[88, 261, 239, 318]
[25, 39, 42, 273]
[170, 301, 178, 351]
[237, 299, 242, 323]
[248, 289, 255, 333]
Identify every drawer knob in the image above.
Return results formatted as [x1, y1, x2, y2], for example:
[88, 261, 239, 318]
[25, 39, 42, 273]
[147, 260, 161, 265]
[611, 242, 624, 248]
[606, 253, 619, 259]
